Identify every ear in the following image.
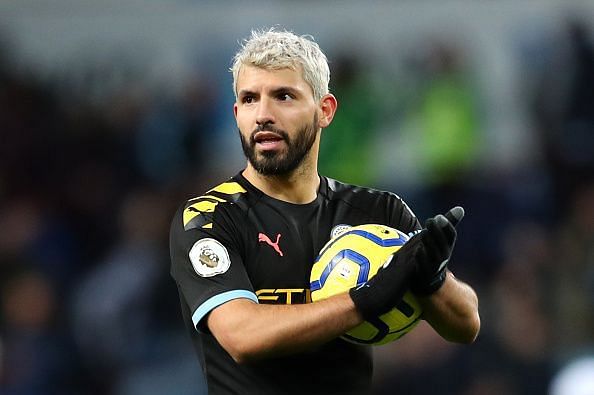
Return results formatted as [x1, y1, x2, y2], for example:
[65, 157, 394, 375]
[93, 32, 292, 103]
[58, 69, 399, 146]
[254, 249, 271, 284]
[317, 94, 338, 128]
[233, 102, 238, 120]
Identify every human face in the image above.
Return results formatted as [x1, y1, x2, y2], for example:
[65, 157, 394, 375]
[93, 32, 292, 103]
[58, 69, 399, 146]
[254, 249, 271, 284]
[238, 113, 318, 176]
[234, 66, 321, 176]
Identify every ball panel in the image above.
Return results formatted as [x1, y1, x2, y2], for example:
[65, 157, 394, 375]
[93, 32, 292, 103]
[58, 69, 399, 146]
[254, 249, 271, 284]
[374, 318, 422, 345]
[342, 321, 382, 344]
[311, 250, 371, 300]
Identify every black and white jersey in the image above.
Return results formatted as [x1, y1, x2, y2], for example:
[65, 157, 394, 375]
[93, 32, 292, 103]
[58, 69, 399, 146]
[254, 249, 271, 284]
[169, 171, 421, 395]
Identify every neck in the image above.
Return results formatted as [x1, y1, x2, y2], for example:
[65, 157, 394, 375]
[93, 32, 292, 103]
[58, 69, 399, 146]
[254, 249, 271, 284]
[242, 160, 320, 205]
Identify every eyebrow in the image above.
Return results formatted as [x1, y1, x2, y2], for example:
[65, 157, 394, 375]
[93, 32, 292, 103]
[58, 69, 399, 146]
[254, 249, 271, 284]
[237, 89, 256, 98]
[237, 86, 301, 98]
[270, 86, 299, 95]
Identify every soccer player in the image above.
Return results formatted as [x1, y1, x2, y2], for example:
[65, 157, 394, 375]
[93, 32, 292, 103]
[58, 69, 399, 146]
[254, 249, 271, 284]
[169, 29, 480, 395]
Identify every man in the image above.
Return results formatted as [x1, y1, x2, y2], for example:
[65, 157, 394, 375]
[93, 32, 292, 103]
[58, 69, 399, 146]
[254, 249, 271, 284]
[169, 29, 480, 395]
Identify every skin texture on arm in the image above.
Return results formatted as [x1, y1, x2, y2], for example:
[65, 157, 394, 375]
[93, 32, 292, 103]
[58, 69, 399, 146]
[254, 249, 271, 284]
[207, 292, 364, 364]
[418, 271, 480, 344]
[208, 270, 479, 364]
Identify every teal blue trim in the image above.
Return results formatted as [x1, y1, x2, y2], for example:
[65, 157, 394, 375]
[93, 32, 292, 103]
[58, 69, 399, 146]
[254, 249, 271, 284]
[192, 290, 258, 330]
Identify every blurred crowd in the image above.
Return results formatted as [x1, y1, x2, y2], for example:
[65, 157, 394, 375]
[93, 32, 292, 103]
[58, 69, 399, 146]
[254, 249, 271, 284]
[1, 13, 594, 395]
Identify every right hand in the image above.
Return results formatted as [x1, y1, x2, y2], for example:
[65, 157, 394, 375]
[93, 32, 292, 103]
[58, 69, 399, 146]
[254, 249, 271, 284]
[349, 232, 423, 321]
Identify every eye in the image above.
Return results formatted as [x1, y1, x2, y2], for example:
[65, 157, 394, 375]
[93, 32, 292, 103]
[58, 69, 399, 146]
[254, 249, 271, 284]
[242, 95, 254, 104]
[277, 92, 294, 101]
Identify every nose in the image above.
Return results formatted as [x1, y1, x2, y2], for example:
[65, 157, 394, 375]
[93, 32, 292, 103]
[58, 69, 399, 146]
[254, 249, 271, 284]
[256, 97, 275, 126]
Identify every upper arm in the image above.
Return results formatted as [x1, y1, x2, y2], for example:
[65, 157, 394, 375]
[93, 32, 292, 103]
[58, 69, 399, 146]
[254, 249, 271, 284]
[386, 193, 421, 234]
[169, 204, 258, 333]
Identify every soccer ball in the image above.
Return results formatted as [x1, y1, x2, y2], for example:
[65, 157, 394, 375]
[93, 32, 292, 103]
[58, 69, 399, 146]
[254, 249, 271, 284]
[310, 224, 423, 345]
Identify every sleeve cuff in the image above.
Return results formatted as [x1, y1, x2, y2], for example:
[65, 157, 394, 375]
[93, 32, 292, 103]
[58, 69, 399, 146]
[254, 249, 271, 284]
[191, 290, 259, 330]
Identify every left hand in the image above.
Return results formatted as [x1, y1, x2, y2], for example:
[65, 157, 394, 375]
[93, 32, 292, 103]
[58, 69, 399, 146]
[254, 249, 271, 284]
[411, 206, 465, 295]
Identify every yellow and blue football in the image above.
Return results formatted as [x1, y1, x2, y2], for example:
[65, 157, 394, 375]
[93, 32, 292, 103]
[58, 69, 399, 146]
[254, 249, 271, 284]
[310, 224, 423, 345]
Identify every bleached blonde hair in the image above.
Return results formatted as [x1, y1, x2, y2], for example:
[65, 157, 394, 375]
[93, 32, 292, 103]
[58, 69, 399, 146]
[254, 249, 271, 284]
[231, 28, 330, 102]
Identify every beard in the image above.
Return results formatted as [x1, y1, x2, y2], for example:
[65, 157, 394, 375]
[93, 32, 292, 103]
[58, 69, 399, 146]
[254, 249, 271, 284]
[239, 113, 318, 176]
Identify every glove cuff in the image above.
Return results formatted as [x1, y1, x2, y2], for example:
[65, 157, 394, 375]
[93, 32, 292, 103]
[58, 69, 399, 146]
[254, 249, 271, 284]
[411, 269, 447, 296]
[349, 285, 385, 322]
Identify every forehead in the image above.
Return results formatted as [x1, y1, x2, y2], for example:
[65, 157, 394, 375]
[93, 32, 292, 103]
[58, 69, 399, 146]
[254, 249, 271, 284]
[236, 65, 313, 95]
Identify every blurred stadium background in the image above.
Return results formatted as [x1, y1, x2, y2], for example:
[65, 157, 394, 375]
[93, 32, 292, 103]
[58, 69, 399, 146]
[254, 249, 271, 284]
[1, 1, 594, 394]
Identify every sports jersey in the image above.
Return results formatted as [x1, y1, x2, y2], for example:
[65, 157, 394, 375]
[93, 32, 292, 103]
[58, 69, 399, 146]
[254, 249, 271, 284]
[169, 171, 421, 395]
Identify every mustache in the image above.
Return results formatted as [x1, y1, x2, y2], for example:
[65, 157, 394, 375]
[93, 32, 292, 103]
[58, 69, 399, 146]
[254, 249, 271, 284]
[251, 123, 289, 142]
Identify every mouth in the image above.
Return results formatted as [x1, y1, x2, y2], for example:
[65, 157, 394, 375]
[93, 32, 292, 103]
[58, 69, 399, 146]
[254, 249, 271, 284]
[253, 131, 285, 150]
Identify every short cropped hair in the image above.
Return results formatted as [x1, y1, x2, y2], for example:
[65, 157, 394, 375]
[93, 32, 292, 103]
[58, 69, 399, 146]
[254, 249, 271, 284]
[231, 28, 330, 102]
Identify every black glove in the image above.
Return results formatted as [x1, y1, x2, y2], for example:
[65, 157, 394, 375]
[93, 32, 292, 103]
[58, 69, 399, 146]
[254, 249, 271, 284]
[410, 206, 465, 295]
[349, 233, 423, 321]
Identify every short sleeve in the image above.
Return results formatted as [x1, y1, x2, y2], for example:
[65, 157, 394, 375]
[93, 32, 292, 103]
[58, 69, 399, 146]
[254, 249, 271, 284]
[169, 204, 258, 331]
[387, 193, 422, 235]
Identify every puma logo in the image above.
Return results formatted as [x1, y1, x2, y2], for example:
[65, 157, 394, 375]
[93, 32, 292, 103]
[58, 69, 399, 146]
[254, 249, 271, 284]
[258, 232, 284, 257]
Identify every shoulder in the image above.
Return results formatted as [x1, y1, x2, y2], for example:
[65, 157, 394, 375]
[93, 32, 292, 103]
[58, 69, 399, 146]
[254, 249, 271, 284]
[321, 176, 407, 208]
[320, 176, 420, 233]
[173, 176, 254, 233]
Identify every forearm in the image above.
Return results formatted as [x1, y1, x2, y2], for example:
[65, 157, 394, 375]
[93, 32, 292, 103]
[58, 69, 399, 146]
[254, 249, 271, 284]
[207, 292, 363, 363]
[419, 271, 480, 343]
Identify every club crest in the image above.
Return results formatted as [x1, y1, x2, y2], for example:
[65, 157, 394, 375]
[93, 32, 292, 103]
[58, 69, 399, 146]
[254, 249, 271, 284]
[331, 224, 352, 239]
